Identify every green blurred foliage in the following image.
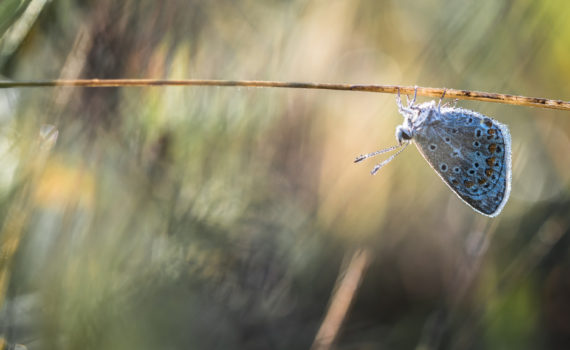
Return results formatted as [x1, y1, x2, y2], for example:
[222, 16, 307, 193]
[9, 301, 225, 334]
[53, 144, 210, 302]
[0, 0, 569, 349]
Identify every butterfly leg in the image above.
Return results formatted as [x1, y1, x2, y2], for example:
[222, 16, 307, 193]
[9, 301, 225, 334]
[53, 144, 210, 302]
[438, 88, 447, 113]
[396, 88, 404, 112]
[397, 87, 416, 117]
[442, 99, 458, 109]
[406, 86, 418, 108]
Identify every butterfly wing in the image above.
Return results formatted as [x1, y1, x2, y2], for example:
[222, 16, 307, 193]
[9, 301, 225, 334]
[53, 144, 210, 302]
[412, 107, 511, 216]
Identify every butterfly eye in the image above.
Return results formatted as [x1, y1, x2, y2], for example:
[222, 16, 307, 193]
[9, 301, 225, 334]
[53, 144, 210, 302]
[396, 126, 412, 143]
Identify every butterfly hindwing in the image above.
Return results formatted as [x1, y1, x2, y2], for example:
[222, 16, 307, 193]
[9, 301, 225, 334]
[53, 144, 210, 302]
[412, 108, 511, 216]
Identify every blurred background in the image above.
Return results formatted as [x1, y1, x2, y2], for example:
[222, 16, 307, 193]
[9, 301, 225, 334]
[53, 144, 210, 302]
[0, 0, 569, 349]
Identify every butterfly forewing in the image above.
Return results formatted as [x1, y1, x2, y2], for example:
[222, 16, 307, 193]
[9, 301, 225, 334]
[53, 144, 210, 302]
[412, 108, 511, 216]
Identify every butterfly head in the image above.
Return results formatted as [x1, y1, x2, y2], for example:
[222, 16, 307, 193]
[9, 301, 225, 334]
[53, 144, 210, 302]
[395, 124, 412, 145]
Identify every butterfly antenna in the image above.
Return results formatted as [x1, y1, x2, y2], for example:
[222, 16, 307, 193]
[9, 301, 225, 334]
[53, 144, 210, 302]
[369, 142, 409, 175]
[354, 144, 400, 163]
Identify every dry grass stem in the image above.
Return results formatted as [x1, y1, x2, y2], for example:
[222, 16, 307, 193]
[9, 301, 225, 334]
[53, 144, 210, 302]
[311, 248, 371, 350]
[0, 79, 568, 111]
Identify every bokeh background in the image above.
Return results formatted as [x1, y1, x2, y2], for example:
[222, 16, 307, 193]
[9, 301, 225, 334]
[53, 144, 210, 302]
[0, 0, 569, 349]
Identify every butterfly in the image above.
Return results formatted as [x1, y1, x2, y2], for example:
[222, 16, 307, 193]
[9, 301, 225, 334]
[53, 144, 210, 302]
[355, 88, 511, 217]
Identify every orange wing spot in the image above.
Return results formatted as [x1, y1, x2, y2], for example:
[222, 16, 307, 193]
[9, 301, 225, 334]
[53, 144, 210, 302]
[464, 180, 474, 188]
[478, 178, 487, 185]
[484, 119, 493, 127]
[485, 168, 493, 177]
[486, 157, 496, 166]
[488, 144, 497, 153]
[487, 129, 496, 135]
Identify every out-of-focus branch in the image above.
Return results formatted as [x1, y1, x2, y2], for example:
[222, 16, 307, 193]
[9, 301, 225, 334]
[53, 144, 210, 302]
[311, 248, 371, 350]
[0, 79, 568, 111]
